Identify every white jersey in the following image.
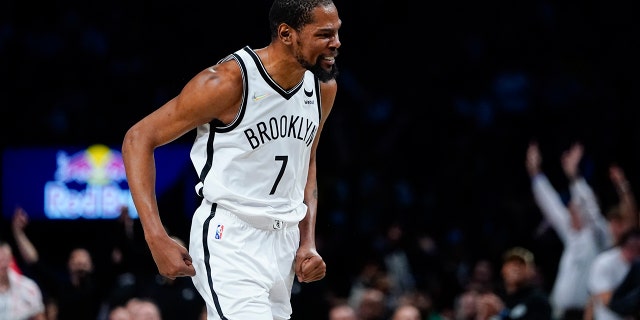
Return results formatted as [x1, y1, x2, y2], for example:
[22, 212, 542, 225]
[530, 174, 608, 312]
[588, 247, 630, 320]
[0, 269, 45, 320]
[190, 46, 322, 228]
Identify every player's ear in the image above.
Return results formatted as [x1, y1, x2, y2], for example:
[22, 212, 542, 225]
[279, 24, 292, 43]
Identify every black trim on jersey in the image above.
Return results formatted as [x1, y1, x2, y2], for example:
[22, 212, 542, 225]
[203, 203, 228, 320]
[243, 46, 302, 100]
[214, 53, 248, 134]
[197, 122, 219, 198]
[314, 76, 322, 122]
[197, 50, 251, 195]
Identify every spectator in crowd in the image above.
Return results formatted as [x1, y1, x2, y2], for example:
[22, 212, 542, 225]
[0, 240, 46, 320]
[101, 206, 148, 315]
[396, 290, 447, 320]
[391, 303, 421, 320]
[136, 236, 204, 320]
[99, 205, 169, 319]
[125, 297, 162, 320]
[355, 287, 389, 320]
[347, 257, 391, 312]
[328, 301, 358, 320]
[450, 258, 496, 320]
[108, 297, 163, 320]
[582, 161, 638, 320]
[525, 141, 609, 319]
[109, 305, 132, 320]
[607, 166, 639, 243]
[407, 232, 453, 314]
[475, 246, 552, 320]
[452, 288, 480, 320]
[11, 206, 109, 320]
[466, 259, 496, 295]
[373, 221, 416, 310]
[587, 227, 640, 320]
[607, 231, 640, 319]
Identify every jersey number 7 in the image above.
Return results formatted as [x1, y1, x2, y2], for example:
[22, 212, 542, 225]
[270, 155, 288, 195]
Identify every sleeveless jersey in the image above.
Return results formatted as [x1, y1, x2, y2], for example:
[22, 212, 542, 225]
[190, 46, 322, 227]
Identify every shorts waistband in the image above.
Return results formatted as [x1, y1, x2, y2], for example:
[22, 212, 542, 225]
[213, 204, 298, 231]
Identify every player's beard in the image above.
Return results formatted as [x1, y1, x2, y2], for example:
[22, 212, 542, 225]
[296, 50, 339, 82]
[307, 59, 339, 82]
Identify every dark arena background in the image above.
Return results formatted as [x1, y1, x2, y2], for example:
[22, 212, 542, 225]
[1, 0, 638, 319]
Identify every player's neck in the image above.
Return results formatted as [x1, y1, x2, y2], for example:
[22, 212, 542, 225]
[257, 45, 306, 90]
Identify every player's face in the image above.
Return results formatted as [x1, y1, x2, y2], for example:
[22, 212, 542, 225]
[294, 4, 341, 82]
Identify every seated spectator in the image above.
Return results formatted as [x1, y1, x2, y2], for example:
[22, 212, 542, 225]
[108, 297, 162, 320]
[328, 301, 358, 320]
[453, 289, 480, 320]
[396, 290, 447, 320]
[126, 297, 162, 320]
[608, 242, 640, 318]
[476, 247, 552, 320]
[355, 287, 389, 320]
[391, 303, 421, 320]
[347, 257, 391, 314]
[11, 206, 109, 320]
[587, 227, 640, 320]
[109, 305, 131, 320]
[0, 240, 46, 320]
[135, 236, 204, 320]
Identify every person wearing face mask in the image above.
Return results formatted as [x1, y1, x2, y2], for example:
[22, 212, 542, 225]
[11, 206, 107, 320]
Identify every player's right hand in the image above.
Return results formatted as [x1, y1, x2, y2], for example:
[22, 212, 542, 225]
[147, 234, 196, 279]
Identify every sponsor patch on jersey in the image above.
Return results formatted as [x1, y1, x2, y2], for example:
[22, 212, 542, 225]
[215, 224, 224, 239]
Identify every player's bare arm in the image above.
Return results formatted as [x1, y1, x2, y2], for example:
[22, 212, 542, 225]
[122, 60, 243, 279]
[295, 79, 336, 283]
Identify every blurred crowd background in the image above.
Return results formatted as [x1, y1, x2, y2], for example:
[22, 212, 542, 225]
[1, 0, 638, 319]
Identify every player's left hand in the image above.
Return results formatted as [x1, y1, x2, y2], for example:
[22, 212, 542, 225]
[295, 247, 326, 283]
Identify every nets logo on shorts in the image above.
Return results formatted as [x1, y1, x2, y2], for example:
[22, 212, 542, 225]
[215, 224, 224, 239]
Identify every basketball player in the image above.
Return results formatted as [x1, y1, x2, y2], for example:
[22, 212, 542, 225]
[121, 0, 341, 319]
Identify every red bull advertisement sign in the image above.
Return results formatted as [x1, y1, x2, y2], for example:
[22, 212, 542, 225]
[2, 144, 194, 220]
[45, 144, 129, 219]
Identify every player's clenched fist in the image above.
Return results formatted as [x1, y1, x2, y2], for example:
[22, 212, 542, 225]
[295, 250, 326, 283]
[148, 234, 196, 279]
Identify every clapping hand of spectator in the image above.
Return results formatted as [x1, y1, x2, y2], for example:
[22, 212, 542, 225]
[561, 142, 583, 181]
[11, 206, 39, 264]
[609, 165, 629, 191]
[526, 141, 542, 177]
[11, 206, 29, 233]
